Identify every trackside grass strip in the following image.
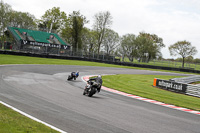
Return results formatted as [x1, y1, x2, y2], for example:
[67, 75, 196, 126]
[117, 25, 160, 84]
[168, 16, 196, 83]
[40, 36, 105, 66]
[0, 103, 60, 133]
[0, 54, 200, 132]
[0, 54, 134, 68]
[0, 54, 196, 74]
[102, 74, 200, 111]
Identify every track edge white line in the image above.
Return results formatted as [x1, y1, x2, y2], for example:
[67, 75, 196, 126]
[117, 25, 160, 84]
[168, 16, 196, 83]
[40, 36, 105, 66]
[0, 101, 67, 133]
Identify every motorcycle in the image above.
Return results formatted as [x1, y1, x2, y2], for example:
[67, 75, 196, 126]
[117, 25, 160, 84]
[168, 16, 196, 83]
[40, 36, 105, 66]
[83, 80, 100, 97]
[67, 72, 79, 81]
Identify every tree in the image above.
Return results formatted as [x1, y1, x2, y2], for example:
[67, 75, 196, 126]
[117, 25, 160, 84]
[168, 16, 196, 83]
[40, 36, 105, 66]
[116, 39, 126, 62]
[135, 32, 165, 62]
[168, 40, 197, 68]
[61, 11, 88, 52]
[81, 28, 97, 56]
[93, 11, 112, 57]
[0, 0, 12, 48]
[8, 11, 36, 29]
[194, 58, 200, 63]
[120, 34, 137, 62]
[185, 55, 193, 63]
[102, 29, 119, 56]
[41, 7, 67, 33]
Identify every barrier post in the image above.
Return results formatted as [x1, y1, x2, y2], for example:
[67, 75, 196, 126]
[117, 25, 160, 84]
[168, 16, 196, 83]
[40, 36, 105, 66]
[153, 78, 157, 86]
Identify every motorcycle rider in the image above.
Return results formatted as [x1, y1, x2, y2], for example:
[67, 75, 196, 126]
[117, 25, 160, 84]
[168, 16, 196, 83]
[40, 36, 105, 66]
[87, 75, 103, 92]
[76, 71, 79, 77]
[71, 71, 79, 80]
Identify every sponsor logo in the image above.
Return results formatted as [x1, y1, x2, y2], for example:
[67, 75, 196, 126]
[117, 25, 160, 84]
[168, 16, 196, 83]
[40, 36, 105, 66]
[21, 40, 69, 49]
[23, 40, 28, 44]
[158, 80, 183, 91]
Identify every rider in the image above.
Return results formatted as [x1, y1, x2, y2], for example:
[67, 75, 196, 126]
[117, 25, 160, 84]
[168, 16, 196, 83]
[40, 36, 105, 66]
[71, 71, 79, 79]
[88, 75, 103, 92]
[75, 71, 79, 77]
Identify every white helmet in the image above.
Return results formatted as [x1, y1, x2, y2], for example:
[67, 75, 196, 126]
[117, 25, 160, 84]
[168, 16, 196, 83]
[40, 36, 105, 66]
[98, 75, 101, 78]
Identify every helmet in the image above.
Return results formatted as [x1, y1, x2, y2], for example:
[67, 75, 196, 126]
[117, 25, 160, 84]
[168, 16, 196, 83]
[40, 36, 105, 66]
[97, 75, 101, 78]
[76, 71, 79, 76]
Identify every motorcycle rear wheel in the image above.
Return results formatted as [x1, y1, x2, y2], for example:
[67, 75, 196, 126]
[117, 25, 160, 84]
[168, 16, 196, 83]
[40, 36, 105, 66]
[88, 88, 95, 97]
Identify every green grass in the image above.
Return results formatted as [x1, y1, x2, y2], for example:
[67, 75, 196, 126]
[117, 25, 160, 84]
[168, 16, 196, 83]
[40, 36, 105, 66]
[103, 74, 200, 111]
[0, 103, 59, 133]
[0, 54, 134, 68]
[0, 54, 197, 75]
[0, 54, 200, 132]
[119, 57, 200, 70]
[191, 81, 200, 85]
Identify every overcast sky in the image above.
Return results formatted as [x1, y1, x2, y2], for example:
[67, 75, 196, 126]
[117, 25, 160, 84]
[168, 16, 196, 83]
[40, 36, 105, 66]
[5, 0, 200, 59]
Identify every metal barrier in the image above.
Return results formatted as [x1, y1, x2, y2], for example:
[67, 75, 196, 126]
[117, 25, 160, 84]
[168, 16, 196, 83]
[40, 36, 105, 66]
[154, 78, 200, 98]
[1, 49, 200, 74]
[170, 75, 200, 84]
[186, 84, 200, 97]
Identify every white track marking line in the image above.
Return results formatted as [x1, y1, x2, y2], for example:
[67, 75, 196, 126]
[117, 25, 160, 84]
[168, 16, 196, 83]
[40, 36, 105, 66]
[0, 101, 67, 133]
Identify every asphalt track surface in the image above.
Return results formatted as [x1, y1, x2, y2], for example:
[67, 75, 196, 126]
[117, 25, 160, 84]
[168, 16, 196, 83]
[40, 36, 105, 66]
[0, 65, 200, 133]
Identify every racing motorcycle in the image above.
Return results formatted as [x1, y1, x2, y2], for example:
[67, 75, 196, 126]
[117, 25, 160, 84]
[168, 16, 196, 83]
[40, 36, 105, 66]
[67, 72, 79, 81]
[83, 80, 100, 97]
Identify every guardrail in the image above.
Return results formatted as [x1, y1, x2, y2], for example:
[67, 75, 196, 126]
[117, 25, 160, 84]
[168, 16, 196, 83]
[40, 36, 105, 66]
[1, 49, 200, 74]
[153, 78, 200, 98]
[170, 75, 200, 84]
[187, 84, 200, 97]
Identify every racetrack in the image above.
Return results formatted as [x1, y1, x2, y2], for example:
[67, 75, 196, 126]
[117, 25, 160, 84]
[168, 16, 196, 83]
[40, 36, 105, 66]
[0, 65, 200, 133]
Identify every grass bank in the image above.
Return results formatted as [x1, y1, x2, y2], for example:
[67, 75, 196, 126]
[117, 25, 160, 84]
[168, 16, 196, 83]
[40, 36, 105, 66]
[103, 74, 200, 111]
[0, 54, 196, 75]
[0, 54, 132, 68]
[0, 54, 199, 132]
[0, 103, 59, 133]
[118, 57, 200, 70]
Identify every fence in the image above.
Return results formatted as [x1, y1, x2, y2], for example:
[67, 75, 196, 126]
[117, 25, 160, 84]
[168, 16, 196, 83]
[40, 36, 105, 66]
[2, 42, 200, 70]
[170, 76, 200, 84]
[120, 58, 200, 71]
[1, 46, 200, 73]
[187, 84, 200, 97]
[0, 46, 116, 62]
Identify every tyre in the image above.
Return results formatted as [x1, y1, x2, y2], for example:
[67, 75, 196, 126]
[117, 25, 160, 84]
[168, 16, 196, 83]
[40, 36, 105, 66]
[88, 87, 95, 97]
[83, 89, 86, 95]
[67, 75, 71, 80]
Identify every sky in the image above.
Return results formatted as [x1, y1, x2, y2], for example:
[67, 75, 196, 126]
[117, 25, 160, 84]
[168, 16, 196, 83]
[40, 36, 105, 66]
[5, 0, 200, 59]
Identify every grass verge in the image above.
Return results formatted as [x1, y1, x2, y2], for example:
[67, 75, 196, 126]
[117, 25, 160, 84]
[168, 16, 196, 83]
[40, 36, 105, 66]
[103, 74, 200, 111]
[0, 54, 196, 75]
[0, 103, 59, 133]
[0, 54, 199, 132]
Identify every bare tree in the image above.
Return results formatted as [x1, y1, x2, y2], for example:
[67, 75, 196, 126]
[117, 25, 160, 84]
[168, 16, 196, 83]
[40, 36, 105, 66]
[81, 28, 97, 56]
[168, 40, 197, 68]
[120, 34, 137, 62]
[93, 11, 112, 57]
[102, 29, 119, 56]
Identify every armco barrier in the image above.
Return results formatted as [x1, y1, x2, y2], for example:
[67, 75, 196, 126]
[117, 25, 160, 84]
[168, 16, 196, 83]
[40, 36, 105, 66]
[170, 75, 200, 84]
[153, 78, 200, 97]
[1, 50, 200, 74]
[187, 84, 200, 97]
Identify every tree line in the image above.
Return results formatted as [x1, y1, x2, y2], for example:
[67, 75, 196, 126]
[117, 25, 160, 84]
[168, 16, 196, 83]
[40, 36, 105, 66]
[0, 0, 198, 67]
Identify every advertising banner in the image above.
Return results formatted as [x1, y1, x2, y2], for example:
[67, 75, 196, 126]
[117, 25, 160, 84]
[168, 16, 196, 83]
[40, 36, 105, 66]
[21, 40, 68, 49]
[153, 78, 188, 93]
